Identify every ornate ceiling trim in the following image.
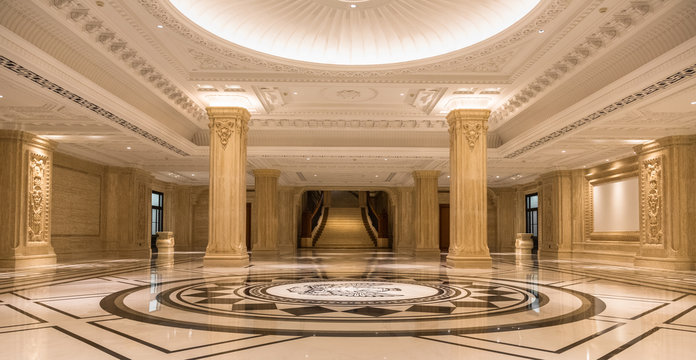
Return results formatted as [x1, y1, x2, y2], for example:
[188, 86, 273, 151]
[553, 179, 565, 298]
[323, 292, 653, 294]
[137, 0, 569, 78]
[503, 63, 696, 159]
[491, 0, 672, 128]
[46, 0, 207, 123]
[249, 119, 448, 130]
[0, 55, 191, 156]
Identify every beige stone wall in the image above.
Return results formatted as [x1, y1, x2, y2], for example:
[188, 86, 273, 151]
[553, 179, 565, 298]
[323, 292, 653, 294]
[51, 153, 105, 259]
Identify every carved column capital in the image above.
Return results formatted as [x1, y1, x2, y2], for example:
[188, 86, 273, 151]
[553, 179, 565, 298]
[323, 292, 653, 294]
[447, 109, 490, 150]
[207, 107, 250, 149]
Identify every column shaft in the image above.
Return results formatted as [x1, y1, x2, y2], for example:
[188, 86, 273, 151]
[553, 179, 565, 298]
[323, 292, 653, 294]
[0, 130, 57, 267]
[413, 170, 440, 255]
[205, 107, 250, 266]
[446, 109, 492, 267]
[252, 169, 280, 256]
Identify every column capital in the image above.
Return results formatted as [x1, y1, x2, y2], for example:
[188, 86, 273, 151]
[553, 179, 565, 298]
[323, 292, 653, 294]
[206, 106, 251, 121]
[207, 107, 250, 150]
[253, 169, 281, 178]
[412, 170, 441, 179]
[446, 109, 491, 123]
[0, 130, 57, 151]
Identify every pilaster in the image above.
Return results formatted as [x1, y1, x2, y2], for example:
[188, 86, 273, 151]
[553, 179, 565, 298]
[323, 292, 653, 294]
[445, 109, 492, 267]
[252, 169, 281, 258]
[413, 170, 440, 256]
[0, 130, 57, 267]
[538, 170, 573, 258]
[205, 107, 250, 266]
[634, 135, 696, 270]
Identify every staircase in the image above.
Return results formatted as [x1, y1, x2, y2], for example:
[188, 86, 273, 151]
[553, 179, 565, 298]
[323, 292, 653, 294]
[314, 207, 376, 248]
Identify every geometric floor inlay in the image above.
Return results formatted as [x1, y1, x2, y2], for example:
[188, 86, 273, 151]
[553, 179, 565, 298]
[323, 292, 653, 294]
[101, 272, 605, 336]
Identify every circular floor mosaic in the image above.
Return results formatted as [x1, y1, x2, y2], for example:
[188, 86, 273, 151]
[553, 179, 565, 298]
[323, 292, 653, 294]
[101, 272, 604, 336]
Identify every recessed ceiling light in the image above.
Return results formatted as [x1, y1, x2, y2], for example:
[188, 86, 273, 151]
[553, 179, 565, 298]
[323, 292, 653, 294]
[191, 174, 195, 176]
[156, 25, 164, 29]
[0, 95, 3, 98]
[126, 146, 132, 150]
[496, 176, 500, 178]
[375, 175, 379, 178]
[561, 150, 566, 153]
[538, 29, 544, 33]
[384, 158, 388, 161]
[350, 4, 357, 8]
[313, 174, 317, 177]
[399, 93, 404, 96]
[605, 159, 610, 162]
[691, 101, 696, 105]
[293, 92, 298, 95]
[446, 175, 450, 178]
[306, 157, 310, 161]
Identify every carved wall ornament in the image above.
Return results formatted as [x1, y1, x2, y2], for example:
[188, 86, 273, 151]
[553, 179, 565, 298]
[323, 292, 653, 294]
[463, 123, 483, 150]
[27, 153, 50, 243]
[210, 119, 248, 149]
[641, 157, 663, 245]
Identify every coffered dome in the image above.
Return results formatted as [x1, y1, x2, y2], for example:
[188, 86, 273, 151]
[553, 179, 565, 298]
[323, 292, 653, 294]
[168, 0, 541, 66]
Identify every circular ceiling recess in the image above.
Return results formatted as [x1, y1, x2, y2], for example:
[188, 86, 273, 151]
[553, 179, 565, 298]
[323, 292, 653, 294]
[168, 0, 541, 66]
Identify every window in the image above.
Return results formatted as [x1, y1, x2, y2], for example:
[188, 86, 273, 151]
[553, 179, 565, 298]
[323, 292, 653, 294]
[525, 193, 538, 238]
[151, 191, 163, 236]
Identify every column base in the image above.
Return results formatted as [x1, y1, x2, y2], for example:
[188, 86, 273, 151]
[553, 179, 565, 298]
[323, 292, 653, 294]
[0, 253, 57, 269]
[300, 238, 313, 248]
[414, 248, 441, 258]
[538, 250, 572, 260]
[156, 244, 175, 255]
[446, 254, 492, 268]
[634, 256, 694, 270]
[250, 249, 280, 260]
[203, 253, 249, 267]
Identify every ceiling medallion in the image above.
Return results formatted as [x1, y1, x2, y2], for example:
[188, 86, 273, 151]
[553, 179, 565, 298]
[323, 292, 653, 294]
[167, 0, 541, 66]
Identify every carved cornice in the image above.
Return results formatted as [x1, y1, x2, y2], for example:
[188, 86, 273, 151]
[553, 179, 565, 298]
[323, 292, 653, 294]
[45, 0, 207, 122]
[504, 63, 696, 159]
[491, 0, 675, 127]
[0, 55, 191, 156]
[250, 119, 447, 130]
[137, 0, 569, 78]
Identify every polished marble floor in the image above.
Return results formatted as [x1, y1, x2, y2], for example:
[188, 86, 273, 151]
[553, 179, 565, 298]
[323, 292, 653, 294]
[1, 250, 696, 359]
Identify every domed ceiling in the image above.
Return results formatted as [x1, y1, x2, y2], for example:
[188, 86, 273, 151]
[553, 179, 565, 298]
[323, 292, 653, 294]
[168, 0, 541, 66]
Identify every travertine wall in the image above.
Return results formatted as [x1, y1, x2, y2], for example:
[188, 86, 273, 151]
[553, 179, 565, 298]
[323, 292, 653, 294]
[51, 153, 104, 259]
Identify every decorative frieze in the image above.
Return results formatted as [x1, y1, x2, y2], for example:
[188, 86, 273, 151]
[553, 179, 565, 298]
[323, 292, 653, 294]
[641, 157, 663, 245]
[27, 153, 50, 243]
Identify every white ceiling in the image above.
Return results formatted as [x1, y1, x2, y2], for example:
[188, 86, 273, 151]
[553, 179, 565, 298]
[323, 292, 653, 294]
[0, 0, 694, 188]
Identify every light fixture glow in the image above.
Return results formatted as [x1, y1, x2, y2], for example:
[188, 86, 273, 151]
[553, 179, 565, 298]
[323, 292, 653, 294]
[446, 97, 492, 110]
[538, 29, 544, 33]
[156, 24, 164, 29]
[0, 95, 4, 98]
[126, 146, 132, 150]
[206, 95, 252, 108]
[306, 157, 310, 160]
[691, 101, 696, 105]
[350, 4, 356, 8]
[561, 150, 566, 153]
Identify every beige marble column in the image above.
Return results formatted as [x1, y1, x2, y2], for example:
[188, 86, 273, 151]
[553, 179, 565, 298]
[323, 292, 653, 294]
[538, 170, 573, 258]
[446, 109, 491, 267]
[394, 187, 415, 254]
[204, 107, 250, 266]
[252, 169, 280, 257]
[634, 135, 696, 270]
[413, 170, 440, 256]
[0, 130, 57, 267]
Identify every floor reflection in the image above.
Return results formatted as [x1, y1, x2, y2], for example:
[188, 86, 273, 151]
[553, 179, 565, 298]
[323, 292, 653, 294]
[0, 251, 694, 359]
